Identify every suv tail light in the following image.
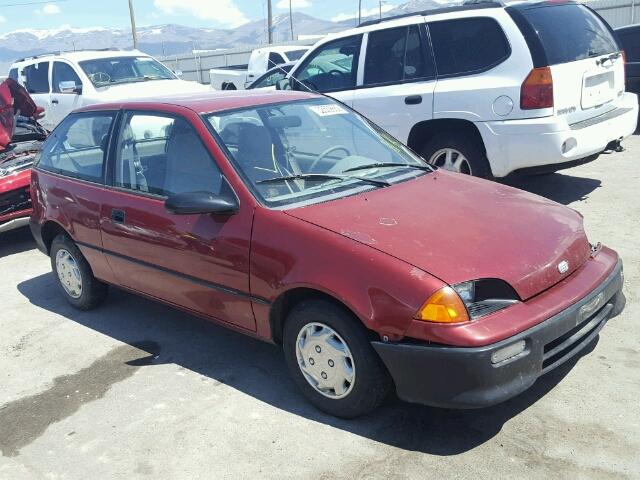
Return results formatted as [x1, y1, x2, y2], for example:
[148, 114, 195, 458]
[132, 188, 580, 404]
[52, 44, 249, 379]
[521, 67, 553, 110]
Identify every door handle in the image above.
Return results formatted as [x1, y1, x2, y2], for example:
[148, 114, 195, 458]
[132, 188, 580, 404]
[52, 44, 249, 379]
[405, 95, 422, 105]
[51, 99, 59, 105]
[111, 209, 126, 224]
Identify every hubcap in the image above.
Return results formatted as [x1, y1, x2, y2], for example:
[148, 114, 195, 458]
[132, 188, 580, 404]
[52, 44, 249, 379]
[295, 322, 355, 399]
[429, 148, 472, 175]
[55, 249, 83, 299]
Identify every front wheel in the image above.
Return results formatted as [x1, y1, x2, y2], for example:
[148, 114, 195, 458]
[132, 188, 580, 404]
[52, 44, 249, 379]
[50, 234, 108, 310]
[283, 299, 392, 418]
[420, 133, 492, 179]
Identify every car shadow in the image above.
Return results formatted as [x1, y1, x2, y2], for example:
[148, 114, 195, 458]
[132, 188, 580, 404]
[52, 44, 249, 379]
[16, 272, 599, 456]
[503, 172, 601, 205]
[0, 226, 36, 258]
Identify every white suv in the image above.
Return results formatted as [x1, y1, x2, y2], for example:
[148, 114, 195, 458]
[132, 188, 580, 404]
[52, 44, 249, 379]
[284, 1, 638, 178]
[9, 49, 209, 131]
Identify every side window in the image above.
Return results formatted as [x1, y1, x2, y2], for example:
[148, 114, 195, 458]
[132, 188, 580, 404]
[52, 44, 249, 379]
[268, 52, 286, 68]
[9, 69, 18, 81]
[24, 61, 50, 94]
[429, 18, 510, 77]
[38, 113, 114, 182]
[620, 32, 640, 62]
[115, 113, 223, 197]
[364, 25, 434, 86]
[254, 69, 288, 89]
[295, 35, 362, 93]
[52, 62, 82, 93]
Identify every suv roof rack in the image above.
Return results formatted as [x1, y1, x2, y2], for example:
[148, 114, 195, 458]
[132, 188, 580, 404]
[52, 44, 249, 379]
[15, 47, 122, 63]
[358, 1, 504, 27]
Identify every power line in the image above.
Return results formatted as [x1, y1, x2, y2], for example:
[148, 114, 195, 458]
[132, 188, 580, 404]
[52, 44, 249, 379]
[0, 0, 68, 7]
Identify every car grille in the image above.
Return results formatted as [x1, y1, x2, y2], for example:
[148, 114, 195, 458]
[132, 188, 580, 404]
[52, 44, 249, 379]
[0, 186, 31, 218]
[541, 302, 611, 373]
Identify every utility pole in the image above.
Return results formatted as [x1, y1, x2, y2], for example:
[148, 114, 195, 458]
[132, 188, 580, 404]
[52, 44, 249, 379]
[289, 0, 294, 41]
[128, 0, 138, 49]
[358, 0, 362, 25]
[267, 0, 273, 44]
[379, 0, 382, 19]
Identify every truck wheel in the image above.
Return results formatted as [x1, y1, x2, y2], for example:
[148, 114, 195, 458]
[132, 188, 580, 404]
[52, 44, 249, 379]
[420, 133, 492, 179]
[283, 299, 392, 418]
[50, 234, 108, 310]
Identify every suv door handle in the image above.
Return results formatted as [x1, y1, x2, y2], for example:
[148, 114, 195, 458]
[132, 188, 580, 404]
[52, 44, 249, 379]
[405, 95, 422, 105]
[51, 99, 59, 105]
[111, 209, 126, 224]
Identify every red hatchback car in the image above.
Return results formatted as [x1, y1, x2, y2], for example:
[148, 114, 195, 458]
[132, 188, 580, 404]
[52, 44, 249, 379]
[30, 91, 624, 417]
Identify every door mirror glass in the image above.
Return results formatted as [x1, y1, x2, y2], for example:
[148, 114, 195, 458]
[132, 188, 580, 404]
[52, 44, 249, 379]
[59, 81, 82, 94]
[165, 191, 239, 215]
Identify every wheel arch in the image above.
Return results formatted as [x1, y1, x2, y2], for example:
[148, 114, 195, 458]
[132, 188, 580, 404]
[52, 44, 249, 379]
[41, 220, 70, 254]
[407, 118, 487, 157]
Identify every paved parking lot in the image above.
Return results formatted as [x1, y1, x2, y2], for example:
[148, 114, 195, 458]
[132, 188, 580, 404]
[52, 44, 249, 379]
[1, 133, 639, 480]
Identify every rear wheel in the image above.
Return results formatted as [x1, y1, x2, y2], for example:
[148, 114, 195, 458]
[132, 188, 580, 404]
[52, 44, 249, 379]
[283, 299, 392, 418]
[50, 234, 108, 310]
[420, 132, 492, 179]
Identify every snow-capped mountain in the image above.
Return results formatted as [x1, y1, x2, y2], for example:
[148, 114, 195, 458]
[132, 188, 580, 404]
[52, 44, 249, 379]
[0, 0, 456, 72]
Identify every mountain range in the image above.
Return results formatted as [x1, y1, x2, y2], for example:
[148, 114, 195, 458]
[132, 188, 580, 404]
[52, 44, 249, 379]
[0, 0, 454, 73]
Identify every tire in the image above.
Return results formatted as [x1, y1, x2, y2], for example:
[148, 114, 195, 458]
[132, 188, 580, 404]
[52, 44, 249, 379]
[420, 132, 493, 179]
[50, 234, 108, 310]
[283, 299, 392, 418]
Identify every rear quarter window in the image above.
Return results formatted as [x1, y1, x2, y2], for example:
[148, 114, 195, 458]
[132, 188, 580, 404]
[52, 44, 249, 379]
[513, 4, 619, 65]
[428, 17, 510, 77]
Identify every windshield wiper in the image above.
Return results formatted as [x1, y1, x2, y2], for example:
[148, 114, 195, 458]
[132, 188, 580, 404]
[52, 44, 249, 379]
[343, 162, 434, 173]
[256, 173, 391, 187]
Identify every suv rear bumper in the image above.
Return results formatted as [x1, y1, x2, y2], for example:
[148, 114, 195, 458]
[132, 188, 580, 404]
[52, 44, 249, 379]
[372, 259, 624, 409]
[478, 93, 638, 177]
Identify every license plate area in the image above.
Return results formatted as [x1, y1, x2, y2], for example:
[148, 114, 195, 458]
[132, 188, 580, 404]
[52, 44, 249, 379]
[581, 71, 615, 109]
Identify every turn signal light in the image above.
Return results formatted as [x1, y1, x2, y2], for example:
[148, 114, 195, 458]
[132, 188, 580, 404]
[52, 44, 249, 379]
[415, 287, 470, 323]
[521, 67, 553, 110]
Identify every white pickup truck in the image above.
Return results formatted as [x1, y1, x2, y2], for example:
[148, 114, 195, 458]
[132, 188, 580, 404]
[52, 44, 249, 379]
[209, 46, 309, 91]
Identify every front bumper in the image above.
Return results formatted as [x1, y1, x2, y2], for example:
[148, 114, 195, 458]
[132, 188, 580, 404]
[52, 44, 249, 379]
[478, 93, 638, 177]
[373, 259, 624, 409]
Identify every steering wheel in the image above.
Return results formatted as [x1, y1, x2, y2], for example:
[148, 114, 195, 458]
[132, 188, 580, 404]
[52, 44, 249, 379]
[90, 72, 111, 84]
[309, 145, 352, 172]
[328, 70, 344, 77]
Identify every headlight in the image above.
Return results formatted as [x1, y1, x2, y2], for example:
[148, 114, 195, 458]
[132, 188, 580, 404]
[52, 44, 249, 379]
[415, 279, 519, 323]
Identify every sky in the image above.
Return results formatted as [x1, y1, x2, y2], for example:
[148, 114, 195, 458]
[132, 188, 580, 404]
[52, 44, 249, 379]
[0, 0, 399, 33]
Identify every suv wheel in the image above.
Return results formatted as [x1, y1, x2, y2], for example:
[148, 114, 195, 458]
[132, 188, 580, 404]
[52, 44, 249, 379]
[50, 234, 108, 310]
[283, 299, 392, 418]
[421, 133, 492, 179]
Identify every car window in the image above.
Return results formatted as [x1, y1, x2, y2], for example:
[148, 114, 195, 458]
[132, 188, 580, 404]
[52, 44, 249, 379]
[515, 4, 618, 65]
[52, 62, 82, 93]
[429, 17, 510, 77]
[38, 113, 114, 183]
[251, 65, 292, 89]
[294, 35, 362, 93]
[24, 61, 50, 94]
[285, 49, 308, 61]
[268, 52, 286, 68]
[9, 69, 18, 81]
[114, 113, 223, 197]
[79, 56, 176, 87]
[364, 25, 434, 86]
[619, 31, 640, 62]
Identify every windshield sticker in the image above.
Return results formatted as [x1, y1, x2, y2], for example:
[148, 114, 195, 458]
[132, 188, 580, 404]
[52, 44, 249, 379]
[309, 104, 348, 116]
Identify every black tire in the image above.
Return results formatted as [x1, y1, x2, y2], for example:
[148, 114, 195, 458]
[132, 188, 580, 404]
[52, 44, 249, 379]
[283, 299, 392, 418]
[50, 234, 108, 310]
[420, 132, 493, 179]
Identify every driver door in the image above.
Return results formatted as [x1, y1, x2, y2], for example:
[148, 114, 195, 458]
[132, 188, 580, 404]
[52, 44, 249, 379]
[50, 61, 84, 127]
[290, 35, 362, 107]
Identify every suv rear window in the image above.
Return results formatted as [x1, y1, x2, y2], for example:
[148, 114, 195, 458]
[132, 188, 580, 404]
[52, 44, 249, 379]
[514, 4, 618, 65]
[428, 17, 510, 77]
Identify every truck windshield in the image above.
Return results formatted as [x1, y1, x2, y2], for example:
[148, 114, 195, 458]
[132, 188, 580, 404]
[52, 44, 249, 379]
[205, 98, 431, 208]
[285, 49, 308, 61]
[79, 56, 176, 87]
[515, 4, 619, 65]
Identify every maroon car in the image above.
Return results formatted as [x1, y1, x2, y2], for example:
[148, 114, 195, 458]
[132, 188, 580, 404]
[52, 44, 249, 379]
[30, 91, 624, 417]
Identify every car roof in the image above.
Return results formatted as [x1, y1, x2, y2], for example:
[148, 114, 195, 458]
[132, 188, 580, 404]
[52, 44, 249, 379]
[75, 90, 320, 115]
[615, 23, 640, 33]
[12, 49, 149, 66]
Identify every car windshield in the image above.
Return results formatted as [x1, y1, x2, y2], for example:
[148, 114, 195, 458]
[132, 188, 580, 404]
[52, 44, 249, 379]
[285, 49, 309, 61]
[205, 98, 432, 208]
[79, 56, 176, 87]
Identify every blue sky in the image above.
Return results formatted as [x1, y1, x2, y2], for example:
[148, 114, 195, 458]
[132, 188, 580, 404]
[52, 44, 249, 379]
[0, 0, 398, 33]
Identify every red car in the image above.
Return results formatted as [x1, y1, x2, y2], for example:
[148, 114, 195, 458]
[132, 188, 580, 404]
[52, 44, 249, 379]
[30, 91, 624, 417]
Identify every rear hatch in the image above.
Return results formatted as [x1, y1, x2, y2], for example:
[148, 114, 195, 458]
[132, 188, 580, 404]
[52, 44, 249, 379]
[511, 2, 624, 125]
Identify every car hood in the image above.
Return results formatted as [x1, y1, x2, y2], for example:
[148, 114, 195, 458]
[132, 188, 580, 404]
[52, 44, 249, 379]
[93, 79, 210, 101]
[285, 171, 591, 300]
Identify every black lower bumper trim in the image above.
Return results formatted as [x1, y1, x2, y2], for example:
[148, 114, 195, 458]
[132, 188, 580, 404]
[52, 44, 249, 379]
[373, 259, 624, 409]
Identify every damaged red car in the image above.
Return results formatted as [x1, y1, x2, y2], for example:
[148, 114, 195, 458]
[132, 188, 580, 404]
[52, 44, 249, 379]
[0, 78, 47, 234]
[30, 92, 624, 418]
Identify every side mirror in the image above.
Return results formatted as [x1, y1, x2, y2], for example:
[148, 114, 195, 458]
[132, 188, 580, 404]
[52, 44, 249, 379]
[276, 78, 292, 91]
[59, 81, 82, 95]
[165, 191, 239, 215]
[174, 70, 183, 78]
